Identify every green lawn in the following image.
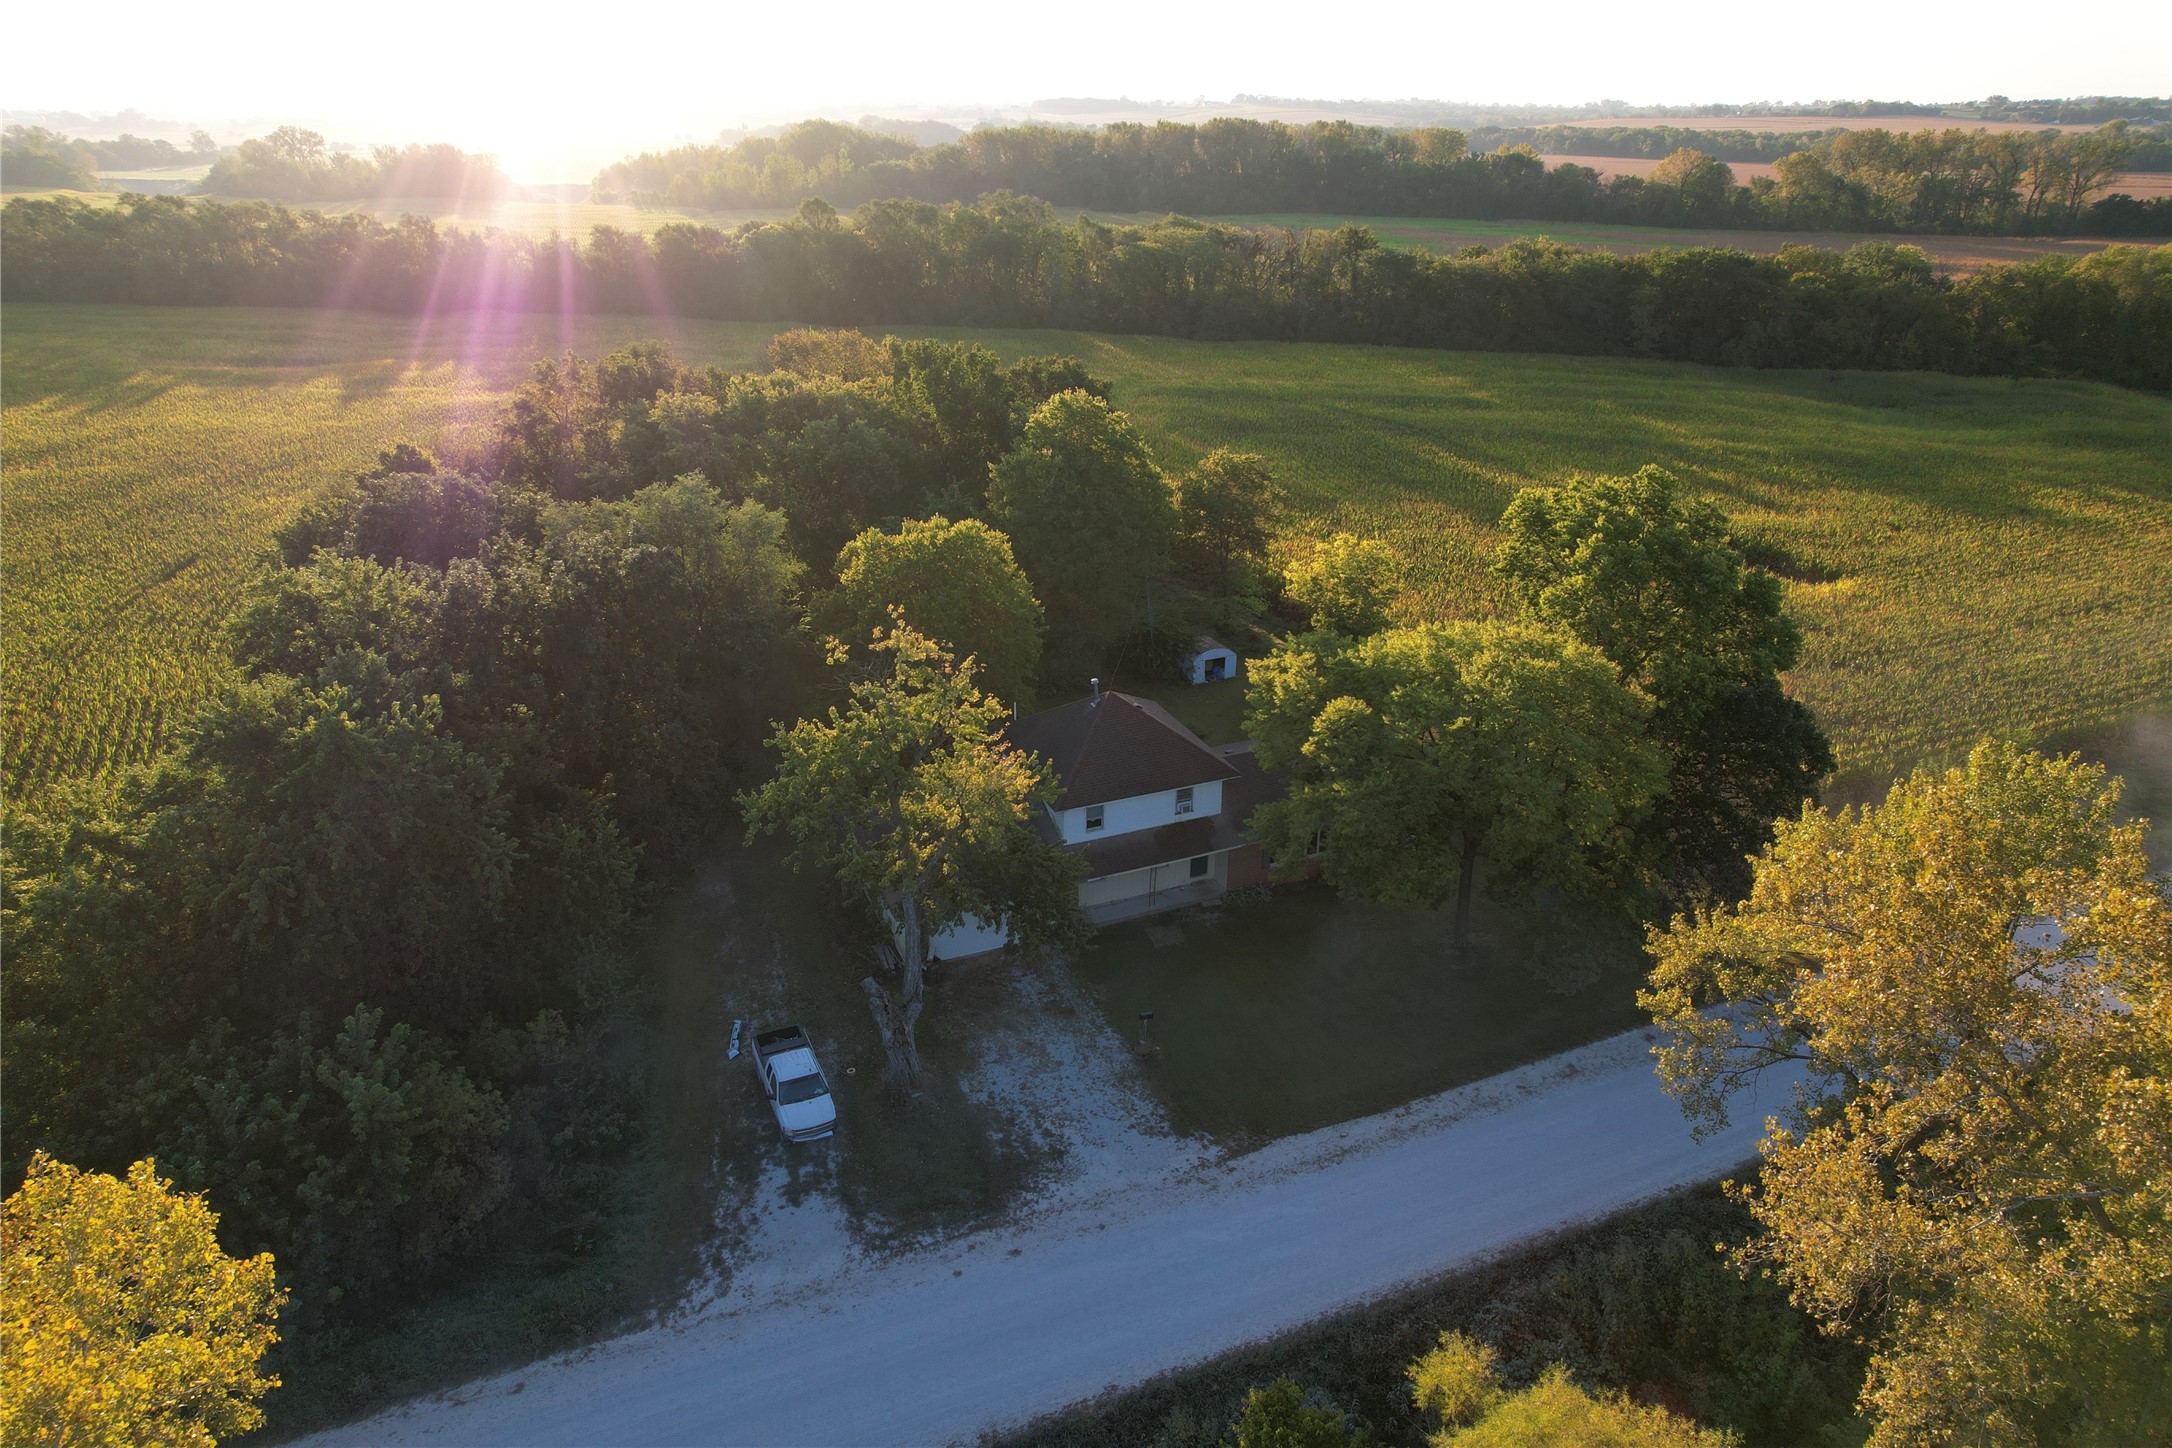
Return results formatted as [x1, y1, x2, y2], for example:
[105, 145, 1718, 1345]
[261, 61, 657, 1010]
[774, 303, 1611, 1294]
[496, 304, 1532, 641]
[1068, 885, 1650, 1142]
[6, 303, 2168, 796]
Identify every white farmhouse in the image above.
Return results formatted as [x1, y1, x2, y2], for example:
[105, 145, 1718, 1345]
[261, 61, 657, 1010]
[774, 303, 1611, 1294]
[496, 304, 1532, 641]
[919, 682, 1289, 960]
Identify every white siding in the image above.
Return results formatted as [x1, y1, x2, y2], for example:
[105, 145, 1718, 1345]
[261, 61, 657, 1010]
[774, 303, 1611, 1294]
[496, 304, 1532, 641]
[1052, 779, 1224, 844]
[904, 911, 1012, 962]
[1079, 868, 1151, 908]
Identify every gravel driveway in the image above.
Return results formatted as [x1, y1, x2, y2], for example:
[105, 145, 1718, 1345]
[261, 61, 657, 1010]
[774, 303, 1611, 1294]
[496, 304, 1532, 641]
[304, 1021, 1797, 1447]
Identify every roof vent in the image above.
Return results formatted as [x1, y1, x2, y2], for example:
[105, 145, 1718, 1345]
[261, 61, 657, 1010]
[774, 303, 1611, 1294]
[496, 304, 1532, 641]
[1090, 677, 1101, 706]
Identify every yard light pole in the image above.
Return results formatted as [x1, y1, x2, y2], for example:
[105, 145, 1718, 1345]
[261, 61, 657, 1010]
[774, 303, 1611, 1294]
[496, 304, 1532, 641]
[1135, 1010, 1156, 1057]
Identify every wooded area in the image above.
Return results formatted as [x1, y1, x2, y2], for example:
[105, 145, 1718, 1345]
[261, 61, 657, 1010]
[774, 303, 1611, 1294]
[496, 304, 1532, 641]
[5, 193, 2167, 389]
[592, 117, 2172, 235]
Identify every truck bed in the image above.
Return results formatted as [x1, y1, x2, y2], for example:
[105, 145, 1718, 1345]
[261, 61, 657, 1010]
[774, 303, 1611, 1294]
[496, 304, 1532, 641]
[754, 1025, 810, 1059]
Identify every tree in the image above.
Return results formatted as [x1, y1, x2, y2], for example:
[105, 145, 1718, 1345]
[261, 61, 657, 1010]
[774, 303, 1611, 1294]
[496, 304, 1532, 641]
[1224, 1378, 1370, 1447]
[1410, 1332, 1734, 1447]
[1641, 743, 2172, 1445]
[158, 654, 517, 1024]
[1246, 621, 1664, 949]
[889, 337, 1017, 497]
[1651, 149, 1737, 217]
[766, 326, 891, 382]
[741, 621, 1083, 1084]
[1283, 533, 1400, 636]
[1494, 466, 1831, 901]
[819, 516, 1044, 705]
[985, 391, 1175, 670]
[153, 1008, 510, 1308]
[1174, 449, 1275, 600]
[2, 1153, 285, 1446]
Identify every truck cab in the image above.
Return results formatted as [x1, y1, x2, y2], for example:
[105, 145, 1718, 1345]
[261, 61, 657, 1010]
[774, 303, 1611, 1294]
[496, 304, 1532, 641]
[752, 1025, 837, 1143]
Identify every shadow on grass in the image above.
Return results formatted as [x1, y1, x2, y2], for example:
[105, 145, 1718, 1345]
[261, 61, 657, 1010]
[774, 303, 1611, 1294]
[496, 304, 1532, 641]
[832, 1073, 1051, 1249]
[1069, 882, 1649, 1145]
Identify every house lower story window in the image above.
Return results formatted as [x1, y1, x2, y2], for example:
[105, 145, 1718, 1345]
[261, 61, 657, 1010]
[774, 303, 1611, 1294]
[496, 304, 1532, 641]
[1189, 854, 1210, 879]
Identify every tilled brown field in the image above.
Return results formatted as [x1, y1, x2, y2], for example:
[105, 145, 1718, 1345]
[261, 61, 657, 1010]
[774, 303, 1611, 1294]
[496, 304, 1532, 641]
[1554, 113, 2108, 134]
[1538, 152, 2166, 203]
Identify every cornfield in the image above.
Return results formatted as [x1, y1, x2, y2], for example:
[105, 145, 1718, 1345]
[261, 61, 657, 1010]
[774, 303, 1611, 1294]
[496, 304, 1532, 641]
[5, 303, 2168, 801]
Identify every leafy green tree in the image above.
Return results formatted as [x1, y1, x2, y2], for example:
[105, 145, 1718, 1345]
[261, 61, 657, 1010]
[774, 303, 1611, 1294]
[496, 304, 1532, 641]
[275, 455, 498, 570]
[1005, 354, 1113, 425]
[1223, 1378, 1371, 1447]
[1642, 743, 2172, 1445]
[497, 478, 800, 845]
[1650, 149, 1737, 217]
[742, 621, 1083, 1084]
[1283, 533, 1400, 637]
[743, 382, 937, 564]
[0, 125, 98, 189]
[1, 784, 173, 1176]
[1175, 450, 1275, 600]
[1410, 1333, 1734, 1446]
[225, 553, 446, 680]
[985, 391, 1176, 670]
[766, 326, 892, 381]
[820, 516, 1044, 705]
[1246, 621, 1663, 949]
[2, 1153, 286, 1446]
[889, 337, 1016, 497]
[1494, 466, 1831, 901]
[152, 1008, 509, 1309]
[157, 653, 516, 1024]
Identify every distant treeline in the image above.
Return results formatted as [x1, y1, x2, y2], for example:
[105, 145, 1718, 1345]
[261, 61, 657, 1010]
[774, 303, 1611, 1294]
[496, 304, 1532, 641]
[198, 127, 518, 202]
[1135, 93, 2172, 129]
[1470, 121, 2172, 171]
[0, 122, 518, 203]
[8, 192, 2169, 390]
[1, 125, 220, 189]
[591, 118, 2170, 237]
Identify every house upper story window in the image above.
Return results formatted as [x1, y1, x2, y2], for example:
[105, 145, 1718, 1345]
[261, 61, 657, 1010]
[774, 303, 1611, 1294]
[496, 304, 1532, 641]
[1307, 825, 1330, 857]
[1174, 786, 1195, 817]
[1085, 804, 1105, 832]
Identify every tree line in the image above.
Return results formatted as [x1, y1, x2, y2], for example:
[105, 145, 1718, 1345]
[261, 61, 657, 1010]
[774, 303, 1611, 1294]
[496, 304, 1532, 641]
[1467, 119, 2172, 171]
[1, 124, 220, 190]
[589, 116, 2170, 236]
[196, 126, 518, 202]
[7, 192, 2169, 390]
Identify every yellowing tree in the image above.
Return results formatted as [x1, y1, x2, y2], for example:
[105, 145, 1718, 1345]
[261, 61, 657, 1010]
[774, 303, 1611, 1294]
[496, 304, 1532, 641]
[1409, 1332, 1733, 1446]
[1643, 743, 2172, 1445]
[2, 1153, 285, 1447]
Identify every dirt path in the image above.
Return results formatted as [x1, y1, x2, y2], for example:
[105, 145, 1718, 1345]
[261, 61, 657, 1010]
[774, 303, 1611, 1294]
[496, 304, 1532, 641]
[302, 1024, 1797, 1447]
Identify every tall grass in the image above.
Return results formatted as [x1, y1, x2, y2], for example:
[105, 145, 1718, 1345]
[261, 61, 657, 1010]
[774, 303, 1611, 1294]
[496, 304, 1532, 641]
[5, 303, 2166, 796]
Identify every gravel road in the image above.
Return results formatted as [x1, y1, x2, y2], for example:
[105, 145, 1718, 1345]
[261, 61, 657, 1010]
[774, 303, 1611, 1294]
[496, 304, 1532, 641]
[305, 1026, 1798, 1447]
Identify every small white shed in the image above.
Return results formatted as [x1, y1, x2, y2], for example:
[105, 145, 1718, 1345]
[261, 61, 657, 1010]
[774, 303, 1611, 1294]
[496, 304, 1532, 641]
[1186, 636, 1239, 685]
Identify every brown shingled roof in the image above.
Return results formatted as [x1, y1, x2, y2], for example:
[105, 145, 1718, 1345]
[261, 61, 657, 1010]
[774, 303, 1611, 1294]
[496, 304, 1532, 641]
[1009, 691, 1239, 810]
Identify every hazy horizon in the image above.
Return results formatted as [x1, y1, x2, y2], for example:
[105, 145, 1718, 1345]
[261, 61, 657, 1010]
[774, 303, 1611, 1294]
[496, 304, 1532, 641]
[6, 0, 2168, 183]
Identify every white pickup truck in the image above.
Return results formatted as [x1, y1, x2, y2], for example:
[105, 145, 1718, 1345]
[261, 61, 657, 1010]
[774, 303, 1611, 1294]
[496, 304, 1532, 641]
[752, 1025, 837, 1143]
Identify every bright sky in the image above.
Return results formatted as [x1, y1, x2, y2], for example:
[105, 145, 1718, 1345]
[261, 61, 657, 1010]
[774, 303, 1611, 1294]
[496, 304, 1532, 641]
[7, 0, 2168, 180]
